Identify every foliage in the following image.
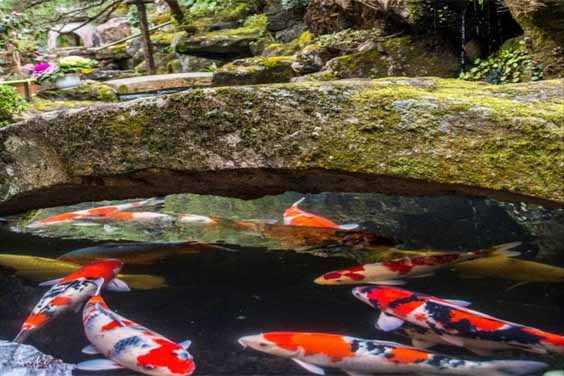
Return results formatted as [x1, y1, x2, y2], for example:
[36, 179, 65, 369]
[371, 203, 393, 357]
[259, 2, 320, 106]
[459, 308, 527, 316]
[32, 56, 98, 83]
[0, 85, 27, 127]
[460, 39, 544, 84]
[127, 5, 140, 28]
[182, 0, 220, 13]
[281, 0, 310, 10]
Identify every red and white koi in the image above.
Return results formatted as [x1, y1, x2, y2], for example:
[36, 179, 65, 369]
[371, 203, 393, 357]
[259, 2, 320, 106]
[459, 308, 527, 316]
[353, 286, 564, 356]
[78, 283, 195, 376]
[315, 242, 521, 285]
[27, 198, 164, 228]
[14, 259, 128, 344]
[283, 198, 358, 230]
[239, 331, 546, 376]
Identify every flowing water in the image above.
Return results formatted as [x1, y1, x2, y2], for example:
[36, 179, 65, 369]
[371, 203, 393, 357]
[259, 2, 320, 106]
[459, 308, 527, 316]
[0, 192, 563, 375]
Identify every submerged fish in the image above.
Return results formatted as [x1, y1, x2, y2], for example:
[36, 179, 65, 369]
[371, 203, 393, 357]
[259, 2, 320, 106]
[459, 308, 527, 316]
[78, 282, 195, 376]
[26, 198, 163, 228]
[91, 211, 175, 224]
[0, 254, 167, 290]
[284, 198, 359, 230]
[58, 241, 233, 265]
[178, 214, 218, 225]
[454, 254, 564, 283]
[315, 242, 521, 285]
[353, 286, 564, 356]
[239, 332, 546, 376]
[14, 259, 128, 344]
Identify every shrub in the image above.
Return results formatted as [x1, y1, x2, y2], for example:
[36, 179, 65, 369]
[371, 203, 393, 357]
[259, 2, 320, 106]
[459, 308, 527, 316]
[0, 84, 27, 127]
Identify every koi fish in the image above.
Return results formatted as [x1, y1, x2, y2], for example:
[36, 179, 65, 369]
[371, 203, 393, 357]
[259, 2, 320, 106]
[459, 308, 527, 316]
[353, 286, 564, 356]
[238, 332, 547, 376]
[26, 198, 164, 228]
[93, 211, 174, 224]
[14, 259, 128, 344]
[283, 198, 358, 230]
[58, 241, 235, 265]
[315, 242, 521, 285]
[0, 254, 167, 290]
[78, 282, 195, 376]
[178, 214, 218, 225]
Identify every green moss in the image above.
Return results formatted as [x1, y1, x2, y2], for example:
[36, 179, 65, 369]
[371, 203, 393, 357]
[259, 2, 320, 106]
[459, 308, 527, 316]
[30, 98, 98, 112]
[151, 31, 185, 46]
[263, 31, 315, 56]
[37, 81, 118, 102]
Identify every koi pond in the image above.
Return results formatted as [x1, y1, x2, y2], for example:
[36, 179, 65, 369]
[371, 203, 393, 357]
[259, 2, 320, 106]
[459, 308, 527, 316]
[0, 192, 563, 375]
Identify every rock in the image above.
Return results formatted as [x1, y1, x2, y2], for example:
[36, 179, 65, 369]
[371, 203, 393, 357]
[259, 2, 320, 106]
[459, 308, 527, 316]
[95, 17, 132, 45]
[213, 56, 297, 85]
[0, 78, 562, 215]
[300, 34, 460, 80]
[84, 69, 138, 81]
[0, 340, 75, 376]
[504, 0, 564, 78]
[104, 72, 213, 94]
[176, 55, 224, 72]
[264, 0, 307, 42]
[37, 80, 119, 102]
[262, 31, 315, 57]
[175, 15, 269, 58]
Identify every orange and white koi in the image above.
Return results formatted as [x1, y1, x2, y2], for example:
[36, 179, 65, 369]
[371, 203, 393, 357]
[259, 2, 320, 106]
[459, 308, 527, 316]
[283, 198, 358, 230]
[239, 332, 546, 376]
[315, 242, 521, 285]
[14, 259, 128, 343]
[78, 283, 195, 376]
[27, 198, 164, 228]
[353, 286, 564, 356]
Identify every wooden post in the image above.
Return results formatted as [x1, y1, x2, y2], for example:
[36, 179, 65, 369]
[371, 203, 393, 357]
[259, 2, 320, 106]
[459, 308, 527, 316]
[131, 0, 156, 74]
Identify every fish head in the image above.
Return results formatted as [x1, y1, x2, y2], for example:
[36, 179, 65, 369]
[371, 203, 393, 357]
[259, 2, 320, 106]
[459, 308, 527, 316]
[238, 333, 299, 358]
[352, 286, 413, 310]
[315, 266, 366, 285]
[136, 339, 195, 376]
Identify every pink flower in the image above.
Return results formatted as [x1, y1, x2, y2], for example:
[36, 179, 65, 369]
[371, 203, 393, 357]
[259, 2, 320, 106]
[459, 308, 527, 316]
[32, 62, 57, 78]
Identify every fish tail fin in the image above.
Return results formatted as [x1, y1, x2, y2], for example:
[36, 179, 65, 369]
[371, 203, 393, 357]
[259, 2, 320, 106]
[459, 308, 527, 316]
[292, 197, 306, 208]
[93, 277, 105, 296]
[13, 329, 31, 344]
[488, 241, 522, 257]
[480, 360, 547, 376]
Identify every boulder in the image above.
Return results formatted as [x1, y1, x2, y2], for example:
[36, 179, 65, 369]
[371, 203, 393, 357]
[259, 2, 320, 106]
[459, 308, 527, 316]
[504, 0, 564, 78]
[37, 80, 119, 102]
[175, 15, 268, 58]
[95, 17, 132, 45]
[297, 34, 460, 81]
[0, 78, 562, 215]
[213, 56, 297, 85]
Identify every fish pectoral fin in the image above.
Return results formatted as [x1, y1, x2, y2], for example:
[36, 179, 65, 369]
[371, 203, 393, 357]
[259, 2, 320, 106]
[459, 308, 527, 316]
[367, 280, 407, 286]
[444, 299, 472, 307]
[339, 223, 359, 231]
[376, 312, 405, 332]
[81, 345, 101, 355]
[292, 359, 325, 375]
[38, 278, 63, 287]
[105, 278, 130, 292]
[77, 359, 124, 371]
[179, 339, 192, 349]
[343, 370, 372, 376]
[441, 334, 465, 347]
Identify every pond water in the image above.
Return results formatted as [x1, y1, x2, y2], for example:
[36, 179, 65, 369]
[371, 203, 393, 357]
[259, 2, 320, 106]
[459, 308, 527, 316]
[0, 192, 563, 375]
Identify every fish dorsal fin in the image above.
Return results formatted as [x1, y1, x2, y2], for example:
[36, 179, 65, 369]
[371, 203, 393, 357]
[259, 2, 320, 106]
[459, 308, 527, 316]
[77, 359, 124, 371]
[292, 197, 306, 208]
[444, 299, 472, 307]
[179, 340, 192, 349]
[105, 278, 130, 292]
[376, 312, 405, 332]
[292, 359, 325, 375]
[81, 344, 101, 355]
[38, 278, 63, 287]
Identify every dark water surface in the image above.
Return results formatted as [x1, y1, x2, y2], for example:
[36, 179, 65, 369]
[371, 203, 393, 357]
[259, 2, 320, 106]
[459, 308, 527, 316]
[0, 193, 563, 375]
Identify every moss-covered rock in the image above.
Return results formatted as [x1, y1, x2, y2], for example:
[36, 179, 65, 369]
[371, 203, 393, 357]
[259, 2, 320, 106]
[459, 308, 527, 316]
[297, 34, 460, 81]
[505, 0, 564, 78]
[175, 14, 269, 58]
[262, 31, 314, 57]
[213, 56, 297, 85]
[37, 81, 118, 102]
[0, 78, 562, 214]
